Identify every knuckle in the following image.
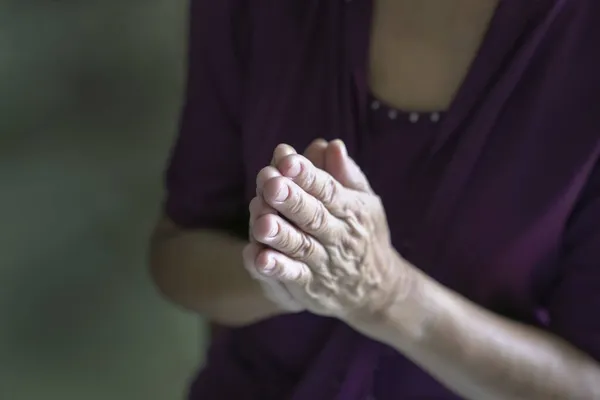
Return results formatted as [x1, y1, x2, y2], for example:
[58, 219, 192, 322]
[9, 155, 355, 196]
[275, 225, 291, 248]
[362, 193, 383, 216]
[288, 190, 305, 215]
[295, 264, 311, 283]
[301, 163, 317, 190]
[288, 234, 315, 261]
[318, 177, 338, 206]
[306, 203, 328, 232]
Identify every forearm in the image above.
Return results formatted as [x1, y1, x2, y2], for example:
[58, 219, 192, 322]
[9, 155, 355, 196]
[355, 264, 600, 400]
[150, 222, 286, 326]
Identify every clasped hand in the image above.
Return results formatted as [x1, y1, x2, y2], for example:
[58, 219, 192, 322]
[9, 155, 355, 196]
[243, 139, 410, 322]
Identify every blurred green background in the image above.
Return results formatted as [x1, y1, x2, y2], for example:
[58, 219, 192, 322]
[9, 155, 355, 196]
[0, 1, 204, 399]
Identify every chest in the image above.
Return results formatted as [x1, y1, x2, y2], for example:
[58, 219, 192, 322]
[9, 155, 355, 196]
[368, 0, 498, 112]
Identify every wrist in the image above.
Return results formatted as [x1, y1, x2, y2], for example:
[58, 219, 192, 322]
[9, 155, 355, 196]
[349, 258, 440, 349]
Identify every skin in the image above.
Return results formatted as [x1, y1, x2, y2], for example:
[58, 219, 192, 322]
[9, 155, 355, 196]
[369, 0, 498, 111]
[150, 0, 600, 397]
[150, 0, 501, 328]
[251, 140, 600, 400]
[248, 141, 400, 320]
[149, 140, 331, 326]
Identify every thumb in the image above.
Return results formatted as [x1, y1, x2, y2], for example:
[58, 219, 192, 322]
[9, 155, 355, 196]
[303, 138, 328, 169]
[325, 140, 372, 193]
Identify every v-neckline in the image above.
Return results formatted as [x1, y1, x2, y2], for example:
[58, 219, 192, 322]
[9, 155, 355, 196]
[352, 0, 544, 149]
[350, 0, 557, 268]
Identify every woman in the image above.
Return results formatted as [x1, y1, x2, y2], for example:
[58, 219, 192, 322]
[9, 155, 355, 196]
[150, 0, 600, 398]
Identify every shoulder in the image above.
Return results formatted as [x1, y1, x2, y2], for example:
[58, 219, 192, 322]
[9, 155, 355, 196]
[528, 0, 600, 144]
[186, 0, 332, 82]
[187, 0, 252, 57]
[188, 0, 343, 56]
[188, 0, 328, 36]
[548, 0, 600, 72]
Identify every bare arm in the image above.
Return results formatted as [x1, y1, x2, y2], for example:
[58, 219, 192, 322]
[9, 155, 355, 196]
[149, 217, 285, 326]
[246, 141, 600, 399]
[150, 143, 326, 326]
[353, 265, 600, 400]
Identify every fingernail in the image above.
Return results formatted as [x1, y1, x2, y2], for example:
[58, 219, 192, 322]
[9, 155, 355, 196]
[339, 141, 348, 157]
[266, 221, 279, 238]
[287, 161, 301, 178]
[262, 257, 276, 275]
[333, 139, 347, 157]
[275, 143, 297, 156]
[274, 184, 289, 202]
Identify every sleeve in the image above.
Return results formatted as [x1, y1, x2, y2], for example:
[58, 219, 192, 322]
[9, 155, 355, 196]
[547, 157, 600, 362]
[164, 0, 250, 236]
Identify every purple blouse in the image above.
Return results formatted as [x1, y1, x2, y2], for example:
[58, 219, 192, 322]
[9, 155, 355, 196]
[164, 1, 600, 398]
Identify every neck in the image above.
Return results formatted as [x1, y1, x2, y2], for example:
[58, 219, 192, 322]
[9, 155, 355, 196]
[375, 0, 500, 42]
